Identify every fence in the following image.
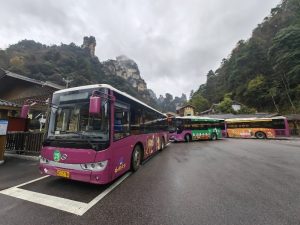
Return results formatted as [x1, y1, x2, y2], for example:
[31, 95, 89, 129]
[5, 132, 44, 156]
[290, 128, 300, 136]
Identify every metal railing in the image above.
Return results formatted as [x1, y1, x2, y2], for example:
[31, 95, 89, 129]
[290, 129, 300, 136]
[5, 132, 44, 156]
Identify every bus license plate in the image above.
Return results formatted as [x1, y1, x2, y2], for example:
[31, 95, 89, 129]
[56, 169, 70, 178]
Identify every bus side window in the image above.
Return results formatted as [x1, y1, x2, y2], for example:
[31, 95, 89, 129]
[114, 106, 130, 141]
[130, 108, 143, 135]
[272, 119, 285, 129]
[143, 110, 157, 133]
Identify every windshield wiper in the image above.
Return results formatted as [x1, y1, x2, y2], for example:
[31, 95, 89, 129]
[73, 131, 100, 150]
[50, 131, 104, 150]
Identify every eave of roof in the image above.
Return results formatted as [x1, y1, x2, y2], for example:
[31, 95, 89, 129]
[175, 116, 224, 121]
[0, 99, 21, 108]
[0, 69, 64, 90]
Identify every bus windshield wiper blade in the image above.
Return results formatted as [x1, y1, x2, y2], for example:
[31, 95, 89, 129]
[73, 132, 99, 150]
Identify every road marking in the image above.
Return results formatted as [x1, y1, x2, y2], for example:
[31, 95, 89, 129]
[0, 172, 131, 216]
[78, 172, 131, 215]
[14, 175, 49, 188]
[0, 187, 87, 215]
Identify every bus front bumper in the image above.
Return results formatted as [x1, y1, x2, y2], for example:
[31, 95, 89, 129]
[39, 162, 110, 185]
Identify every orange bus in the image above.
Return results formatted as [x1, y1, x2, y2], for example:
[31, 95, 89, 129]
[225, 116, 290, 139]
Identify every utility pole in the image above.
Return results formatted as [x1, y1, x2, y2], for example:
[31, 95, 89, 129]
[269, 87, 279, 113]
[271, 95, 279, 113]
[281, 73, 296, 113]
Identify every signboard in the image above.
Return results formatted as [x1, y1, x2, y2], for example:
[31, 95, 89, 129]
[0, 120, 8, 136]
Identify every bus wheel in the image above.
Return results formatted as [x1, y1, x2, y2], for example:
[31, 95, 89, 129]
[255, 131, 266, 139]
[185, 134, 191, 142]
[211, 133, 217, 141]
[131, 145, 142, 172]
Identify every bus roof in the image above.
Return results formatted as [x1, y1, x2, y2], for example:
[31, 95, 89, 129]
[176, 116, 224, 121]
[225, 116, 286, 123]
[54, 84, 165, 117]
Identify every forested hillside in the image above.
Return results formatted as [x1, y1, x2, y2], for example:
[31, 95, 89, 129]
[0, 39, 188, 112]
[191, 0, 300, 114]
[157, 93, 187, 113]
[0, 39, 157, 106]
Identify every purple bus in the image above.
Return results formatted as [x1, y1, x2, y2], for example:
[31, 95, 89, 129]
[39, 84, 169, 184]
[169, 116, 225, 142]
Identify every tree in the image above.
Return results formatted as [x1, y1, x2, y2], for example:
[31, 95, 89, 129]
[269, 24, 300, 85]
[269, 24, 300, 112]
[189, 94, 209, 113]
[9, 56, 24, 67]
[181, 93, 187, 102]
[189, 90, 194, 100]
[216, 96, 234, 113]
[206, 70, 215, 80]
[190, 0, 300, 113]
[165, 93, 173, 102]
[247, 74, 265, 92]
[238, 106, 256, 114]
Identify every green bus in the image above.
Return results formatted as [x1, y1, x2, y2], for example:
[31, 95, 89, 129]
[169, 116, 224, 142]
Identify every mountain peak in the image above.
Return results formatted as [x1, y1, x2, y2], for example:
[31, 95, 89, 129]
[103, 56, 147, 92]
[82, 36, 96, 57]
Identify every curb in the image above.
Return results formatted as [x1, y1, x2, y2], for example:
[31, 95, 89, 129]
[4, 153, 39, 161]
[275, 137, 300, 141]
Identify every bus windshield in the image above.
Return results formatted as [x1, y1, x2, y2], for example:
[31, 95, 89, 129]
[48, 89, 110, 142]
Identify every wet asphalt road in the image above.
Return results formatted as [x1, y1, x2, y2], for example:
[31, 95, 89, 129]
[1, 139, 300, 225]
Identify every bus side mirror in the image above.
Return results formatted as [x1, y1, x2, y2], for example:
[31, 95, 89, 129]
[20, 105, 30, 118]
[89, 96, 101, 114]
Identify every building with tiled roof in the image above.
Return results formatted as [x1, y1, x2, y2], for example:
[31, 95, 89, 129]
[176, 104, 195, 117]
[0, 68, 63, 126]
[0, 99, 21, 119]
[0, 68, 63, 105]
[0, 99, 20, 108]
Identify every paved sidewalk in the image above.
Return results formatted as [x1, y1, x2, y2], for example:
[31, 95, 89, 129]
[4, 152, 39, 161]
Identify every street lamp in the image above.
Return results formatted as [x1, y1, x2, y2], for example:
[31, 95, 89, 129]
[62, 78, 73, 88]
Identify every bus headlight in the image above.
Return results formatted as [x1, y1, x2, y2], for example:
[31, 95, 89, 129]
[81, 160, 108, 171]
[39, 156, 49, 164]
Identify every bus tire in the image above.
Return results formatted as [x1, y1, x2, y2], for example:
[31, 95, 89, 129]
[185, 134, 192, 142]
[211, 132, 217, 141]
[255, 131, 266, 139]
[131, 145, 142, 172]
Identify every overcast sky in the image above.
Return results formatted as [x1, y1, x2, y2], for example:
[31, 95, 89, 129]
[0, 0, 280, 98]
